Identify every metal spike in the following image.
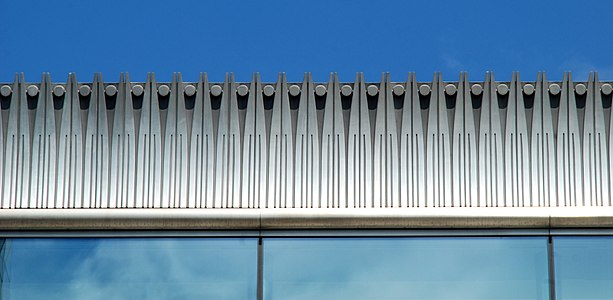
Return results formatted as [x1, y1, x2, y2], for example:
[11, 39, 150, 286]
[268, 73, 294, 208]
[135, 73, 163, 208]
[320, 73, 346, 208]
[583, 72, 609, 206]
[189, 73, 215, 208]
[557, 72, 583, 207]
[109, 73, 137, 208]
[348, 73, 373, 208]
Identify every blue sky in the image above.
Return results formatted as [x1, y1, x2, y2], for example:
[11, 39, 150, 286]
[1, 0, 613, 83]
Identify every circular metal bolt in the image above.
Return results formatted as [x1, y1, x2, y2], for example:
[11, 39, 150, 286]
[315, 85, 327, 96]
[158, 85, 170, 97]
[367, 85, 379, 97]
[418, 84, 431, 96]
[105, 85, 117, 97]
[575, 83, 587, 95]
[53, 85, 65, 97]
[210, 85, 223, 97]
[263, 85, 275, 97]
[523, 84, 535, 96]
[602, 83, 613, 95]
[289, 84, 301, 96]
[237, 84, 249, 97]
[341, 85, 352, 97]
[184, 84, 196, 97]
[0, 85, 13, 97]
[79, 85, 91, 97]
[26, 85, 39, 97]
[444, 84, 457, 96]
[497, 84, 509, 96]
[132, 84, 144, 96]
[471, 84, 483, 96]
[549, 83, 561, 95]
[392, 84, 405, 96]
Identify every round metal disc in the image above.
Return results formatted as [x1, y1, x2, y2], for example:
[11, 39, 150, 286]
[53, 85, 66, 97]
[105, 85, 117, 97]
[601, 83, 613, 95]
[418, 84, 431, 96]
[549, 84, 561, 95]
[27, 85, 39, 97]
[341, 85, 352, 97]
[1, 85, 13, 97]
[79, 85, 91, 97]
[444, 84, 457, 96]
[210, 85, 223, 97]
[289, 85, 301, 96]
[132, 84, 144, 96]
[470, 84, 483, 96]
[523, 84, 535, 96]
[315, 85, 327, 96]
[237, 84, 249, 96]
[158, 85, 170, 97]
[497, 84, 509, 96]
[263, 85, 275, 97]
[367, 85, 379, 97]
[184, 84, 196, 97]
[575, 83, 587, 95]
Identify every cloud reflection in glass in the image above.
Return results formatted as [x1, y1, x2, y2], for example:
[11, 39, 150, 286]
[264, 237, 549, 300]
[2, 238, 257, 300]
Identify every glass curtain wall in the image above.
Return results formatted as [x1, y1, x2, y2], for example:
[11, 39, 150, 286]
[0, 238, 258, 300]
[554, 236, 613, 300]
[264, 237, 550, 300]
[0, 236, 611, 300]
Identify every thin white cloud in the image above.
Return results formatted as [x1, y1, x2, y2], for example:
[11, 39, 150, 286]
[558, 59, 613, 81]
[4, 239, 257, 300]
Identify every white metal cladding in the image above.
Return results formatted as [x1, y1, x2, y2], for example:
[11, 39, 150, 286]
[0, 72, 612, 209]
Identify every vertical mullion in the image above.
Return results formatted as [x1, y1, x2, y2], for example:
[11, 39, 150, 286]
[257, 237, 263, 300]
[548, 236, 556, 300]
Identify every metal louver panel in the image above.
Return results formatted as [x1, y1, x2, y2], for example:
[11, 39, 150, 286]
[1, 72, 613, 209]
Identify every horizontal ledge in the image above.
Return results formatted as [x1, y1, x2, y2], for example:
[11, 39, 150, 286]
[1, 207, 613, 230]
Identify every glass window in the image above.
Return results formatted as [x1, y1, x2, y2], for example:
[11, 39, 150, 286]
[554, 236, 613, 299]
[263, 237, 549, 300]
[0, 238, 257, 300]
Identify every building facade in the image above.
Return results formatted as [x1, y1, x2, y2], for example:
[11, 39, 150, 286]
[0, 72, 611, 299]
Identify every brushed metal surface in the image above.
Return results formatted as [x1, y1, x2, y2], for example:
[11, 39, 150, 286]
[0, 207, 612, 230]
[1, 72, 613, 219]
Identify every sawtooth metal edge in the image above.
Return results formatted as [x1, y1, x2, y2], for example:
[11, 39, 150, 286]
[0, 71, 612, 218]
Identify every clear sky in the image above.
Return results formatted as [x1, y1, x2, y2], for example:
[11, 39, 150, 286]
[1, 0, 613, 83]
